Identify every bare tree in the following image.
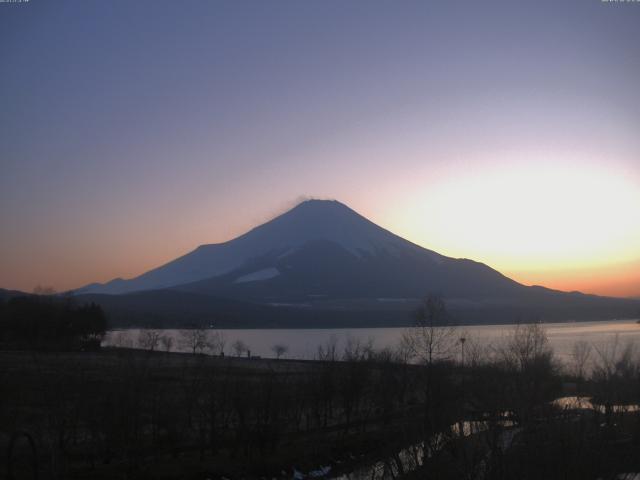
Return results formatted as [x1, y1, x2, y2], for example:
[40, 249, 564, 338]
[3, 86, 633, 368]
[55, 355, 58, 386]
[179, 328, 209, 354]
[316, 335, 339, 361]
[570, 340, 592, 380]
[403, 294, 456, 365]
[499, 323, 559, 425]
[160, 334, 174, 353]
[501, 322, 553, 371]
[207, 331, 226, 356]
[395, 333, 415, 365]
[402, 295, 457, 456]
[461, 336, 489, 368]
[232, 339, 248, 357]
[271, 344, 288, 359]
[33, 285, 56, 296]
[342, 336, 375, 362]
[591, 335, 639, 419]
[138, 330, 161, 351]
[113, 331, 134, 348]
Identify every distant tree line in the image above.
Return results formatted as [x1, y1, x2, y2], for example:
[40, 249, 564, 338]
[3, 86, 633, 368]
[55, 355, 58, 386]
[0, 294, 107, 350]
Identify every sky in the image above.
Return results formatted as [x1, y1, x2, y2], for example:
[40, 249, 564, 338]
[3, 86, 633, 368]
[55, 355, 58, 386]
[1, 0, 639, 298]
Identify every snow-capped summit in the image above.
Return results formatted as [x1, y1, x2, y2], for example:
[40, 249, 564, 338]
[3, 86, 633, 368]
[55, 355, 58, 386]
[77, 199, 443, 295]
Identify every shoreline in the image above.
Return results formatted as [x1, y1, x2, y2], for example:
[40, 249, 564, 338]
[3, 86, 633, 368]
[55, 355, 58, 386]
[105, 317, 640, 331]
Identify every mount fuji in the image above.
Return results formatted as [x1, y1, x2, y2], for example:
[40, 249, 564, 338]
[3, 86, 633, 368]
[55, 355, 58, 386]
[75, 200, 640, 327]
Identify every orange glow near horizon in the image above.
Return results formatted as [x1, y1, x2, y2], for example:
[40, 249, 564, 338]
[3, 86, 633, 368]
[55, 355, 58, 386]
[383, 160, 640, 298]
[505, 260, 640, 298]
[2, 1, 640, 301]
[2, 161, 638, 298]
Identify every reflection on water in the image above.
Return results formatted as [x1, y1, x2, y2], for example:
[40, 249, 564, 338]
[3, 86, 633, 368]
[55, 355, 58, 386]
[104, 319, 640, 362]
[331, 419, 518, 480]
[331, 394, 640, 480]
[552, 396, 640, 413]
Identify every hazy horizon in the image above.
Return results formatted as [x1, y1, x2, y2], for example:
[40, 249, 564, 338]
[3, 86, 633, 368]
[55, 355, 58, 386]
[1, 0, 639, 297]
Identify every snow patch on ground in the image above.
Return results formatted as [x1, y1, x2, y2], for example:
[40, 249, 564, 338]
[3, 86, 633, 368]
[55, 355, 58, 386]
[234, 267, 280, 283]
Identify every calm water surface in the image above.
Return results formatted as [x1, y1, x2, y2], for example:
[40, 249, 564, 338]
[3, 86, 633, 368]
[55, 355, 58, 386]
[104, 319, 640, 362]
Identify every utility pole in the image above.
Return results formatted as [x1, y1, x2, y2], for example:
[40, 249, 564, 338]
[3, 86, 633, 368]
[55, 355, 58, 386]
[458, 336, 467, 438]
[459, 336, 466, 368]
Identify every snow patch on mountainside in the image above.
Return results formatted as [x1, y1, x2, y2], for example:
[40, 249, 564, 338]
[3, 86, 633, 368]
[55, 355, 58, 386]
[234, 268, 280, 283]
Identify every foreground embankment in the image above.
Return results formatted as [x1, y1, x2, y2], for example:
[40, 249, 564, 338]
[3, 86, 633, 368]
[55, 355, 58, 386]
[2, 335, 640, 480]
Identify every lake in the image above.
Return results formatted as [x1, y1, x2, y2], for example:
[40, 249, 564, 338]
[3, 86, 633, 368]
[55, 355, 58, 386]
[104, 319, 640, 365]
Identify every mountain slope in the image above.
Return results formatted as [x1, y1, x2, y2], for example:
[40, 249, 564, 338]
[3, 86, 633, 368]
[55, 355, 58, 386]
[79, 200, 448, 294]
[178, 238, 522, 302]
[75, 199, 640, 326]
[0, 288, 30, 301]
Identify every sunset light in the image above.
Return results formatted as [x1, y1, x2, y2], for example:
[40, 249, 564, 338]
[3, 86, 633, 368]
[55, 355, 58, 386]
[2, 1, 639, 299]
[398, 161, 640, 270]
